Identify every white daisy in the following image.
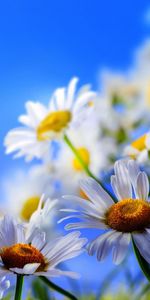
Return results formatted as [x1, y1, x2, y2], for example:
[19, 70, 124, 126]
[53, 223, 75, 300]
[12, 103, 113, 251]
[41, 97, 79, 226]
[59, 159, 150, 265]
[4, 77, 96, 161]
[0, 215, 87, 280]
[55, 124, 117, 198]
[124, 132, 150, 163]
[1, 165, 56, 222]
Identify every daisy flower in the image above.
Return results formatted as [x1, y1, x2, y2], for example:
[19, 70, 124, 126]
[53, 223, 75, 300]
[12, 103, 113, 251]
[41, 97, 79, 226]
[1, 165, 56, 222]
[4, 77, 96, 161]
[55, 124, 117, 198]
[124, 132, 150, 163]
[0, 215, 87, 280]
[60, 159, 150, 265]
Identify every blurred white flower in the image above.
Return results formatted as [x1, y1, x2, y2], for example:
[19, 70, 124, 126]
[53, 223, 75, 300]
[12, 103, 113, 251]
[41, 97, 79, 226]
[60, 159, 150, 265]
[4, 77, 96, 161]
[1, 165, 56, 222]
[124, 132, 150, 163]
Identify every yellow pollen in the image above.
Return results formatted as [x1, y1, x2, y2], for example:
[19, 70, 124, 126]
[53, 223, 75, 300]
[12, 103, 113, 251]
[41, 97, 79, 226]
[72, 147, 90, 171]
[131, 134, 146, 151]
[106, 199, 150, 232]
[20, 196, 40, 221]
[37, 110, 72, 141]
[1, 243, 45, 270]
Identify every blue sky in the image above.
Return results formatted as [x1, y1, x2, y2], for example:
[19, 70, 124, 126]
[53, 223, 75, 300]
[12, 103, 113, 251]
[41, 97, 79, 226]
[0, 0, 150, 172]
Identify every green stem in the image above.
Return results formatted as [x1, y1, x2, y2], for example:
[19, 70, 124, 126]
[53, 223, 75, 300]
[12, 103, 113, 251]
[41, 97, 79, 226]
[40, 276, 78, 300]
[64, 134, 117, 202]
[14, 275, 24, 300]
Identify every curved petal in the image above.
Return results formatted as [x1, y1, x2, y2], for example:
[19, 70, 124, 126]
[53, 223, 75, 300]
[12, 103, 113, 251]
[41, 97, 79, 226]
[136, 172, 149, 201]
[132, 231, 150, 264]
[111, 160, 132, 200]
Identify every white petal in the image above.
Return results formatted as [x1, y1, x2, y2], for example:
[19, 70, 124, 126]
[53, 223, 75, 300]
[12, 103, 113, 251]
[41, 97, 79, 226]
[0, 216, 17, 247]
[88, 230, 120, 261]
[10, 263, 40, 275]
[35, 268, 80, 279]
[132, 231, 150, 264]
[66, 77, 79, 109]
[80, 177, 114, 209]
[112, 233, 131, 265]
[31, 231, 46, 250]
[111, 160, 132, 200]
[127, 160, 140, 196]
[136, 172, 149, 200]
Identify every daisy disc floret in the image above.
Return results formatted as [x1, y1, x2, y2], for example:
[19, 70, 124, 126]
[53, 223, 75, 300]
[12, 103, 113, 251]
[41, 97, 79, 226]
[60, 159, 150, 265]
[4, 77, 96, 161]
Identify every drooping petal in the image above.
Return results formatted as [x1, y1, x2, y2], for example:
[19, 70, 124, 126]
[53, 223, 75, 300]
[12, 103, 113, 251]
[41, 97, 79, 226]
[112, 233, 131, 265]
[132, 231, 150, 264]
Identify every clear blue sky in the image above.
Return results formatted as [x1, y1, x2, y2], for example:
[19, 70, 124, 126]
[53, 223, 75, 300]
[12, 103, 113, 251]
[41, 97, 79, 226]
[0, 0, 150, 170]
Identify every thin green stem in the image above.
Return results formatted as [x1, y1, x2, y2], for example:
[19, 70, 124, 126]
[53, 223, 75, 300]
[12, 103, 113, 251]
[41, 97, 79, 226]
[64, 134, 117, 202]
[40, 276, 78, 300]
[14, 275, 24, 300]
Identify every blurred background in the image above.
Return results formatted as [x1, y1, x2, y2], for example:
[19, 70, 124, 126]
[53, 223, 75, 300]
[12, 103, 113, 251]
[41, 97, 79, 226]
[1, 1, 150, 299]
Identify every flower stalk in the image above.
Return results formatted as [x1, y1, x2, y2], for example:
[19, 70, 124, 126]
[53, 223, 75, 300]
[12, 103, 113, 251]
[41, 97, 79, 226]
[64, 133, 117, 202]
[14, 275, 24, 300]
[40, 276, 78, 300]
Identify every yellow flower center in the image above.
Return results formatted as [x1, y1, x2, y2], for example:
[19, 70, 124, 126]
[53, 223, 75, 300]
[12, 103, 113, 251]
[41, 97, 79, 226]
[1, 243, 45, 270]
[131, 134, 146, 151]
[72, 147, 90, 171]
[20, 196, 40, 221]
[37, 110, 72, 141]
[106, 199, 150, 232]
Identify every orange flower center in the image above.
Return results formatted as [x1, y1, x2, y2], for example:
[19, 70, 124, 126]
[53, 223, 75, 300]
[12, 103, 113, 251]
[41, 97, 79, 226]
[106, 199, 150, 232]
[1, 243, 45, 270]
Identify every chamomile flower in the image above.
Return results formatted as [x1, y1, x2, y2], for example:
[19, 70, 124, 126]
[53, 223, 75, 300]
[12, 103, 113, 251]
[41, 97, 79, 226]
[4, 77, 96, 161]
[60, 159, 150, 265]
[0, 215, 87, 279]
[124, 132, 150, 163]
[1, 165, 56, 222]
[55, 124, 117, 197]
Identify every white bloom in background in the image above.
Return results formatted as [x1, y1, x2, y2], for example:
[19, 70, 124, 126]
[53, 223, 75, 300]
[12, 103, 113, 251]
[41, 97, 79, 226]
[26, 195, 59, 240]
[124, 132, 150, 163]
[60, 159, 150, 265]
[0, 276, 10, 299]
[55, 124, 117, 197]
[4, 77, 96, 161]
[1, 165, 56, 222]
[0, 215, 86, 279]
